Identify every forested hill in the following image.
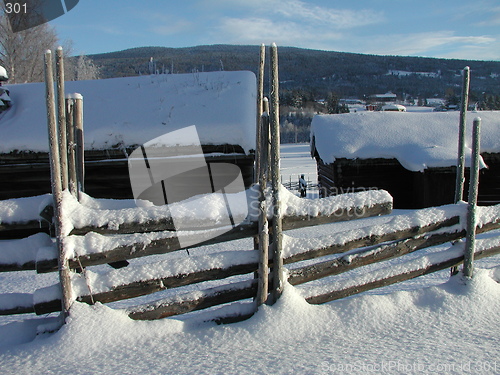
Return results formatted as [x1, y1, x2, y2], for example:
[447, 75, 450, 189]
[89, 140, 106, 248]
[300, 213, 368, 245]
[89, 44, 500, 100]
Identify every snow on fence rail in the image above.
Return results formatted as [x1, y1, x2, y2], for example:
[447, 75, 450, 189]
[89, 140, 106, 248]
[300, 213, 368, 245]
[2, 195, 499, 320]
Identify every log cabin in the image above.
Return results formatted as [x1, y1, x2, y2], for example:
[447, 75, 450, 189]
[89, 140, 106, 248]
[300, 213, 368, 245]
[310, 111, 500, 208]
[0, 71, 256, 200]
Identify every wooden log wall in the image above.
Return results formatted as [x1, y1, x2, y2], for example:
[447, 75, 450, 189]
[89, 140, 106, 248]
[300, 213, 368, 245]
[316, 153, 500, 209]
[0, 149, 255, 201]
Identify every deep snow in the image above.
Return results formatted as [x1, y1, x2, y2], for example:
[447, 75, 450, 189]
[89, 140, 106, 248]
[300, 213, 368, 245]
[0, 269, 499, 375]
[0, 144, 499, 374]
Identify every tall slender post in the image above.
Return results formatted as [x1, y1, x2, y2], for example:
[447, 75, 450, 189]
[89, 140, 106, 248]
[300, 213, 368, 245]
[254, 44, 266, 183]
[256, 105, 270, 307]
[261, 98, 270, 183]
[73, 94, 84, 200]
[44, 50, 72, 319]
[463, 117, 481, 278]
[56, 47, 68, 190]
[270, 43, 283, 304]
[66, 97, 77, 196]
[454, 66, 470, 203]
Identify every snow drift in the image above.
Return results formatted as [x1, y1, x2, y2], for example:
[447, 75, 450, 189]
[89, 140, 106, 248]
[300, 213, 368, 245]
[0, 269, 499, 374]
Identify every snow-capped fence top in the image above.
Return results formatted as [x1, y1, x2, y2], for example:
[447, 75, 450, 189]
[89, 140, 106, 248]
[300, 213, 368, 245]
[311, 111, 500, 172]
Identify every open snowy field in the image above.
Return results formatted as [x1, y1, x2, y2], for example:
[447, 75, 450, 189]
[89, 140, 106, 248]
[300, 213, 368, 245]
[280, 143, 316, 177]
[0, 144, 499, 375]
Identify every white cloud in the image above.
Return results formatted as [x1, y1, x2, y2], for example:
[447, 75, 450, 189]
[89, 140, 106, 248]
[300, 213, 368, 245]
[360, 31, 498, 60]
[206, 0, 383, 50]
[150, 19, 193, 36]
[274, 0, 384, 29]
[210, 17, 343, 49]
[475, 6, 500, 26]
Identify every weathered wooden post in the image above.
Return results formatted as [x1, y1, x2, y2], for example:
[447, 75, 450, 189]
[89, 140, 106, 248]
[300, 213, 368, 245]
[256, 98, 270, 307]
[463, 117, 481, 278]
[55, 46, 68, 190]
[269, 43, 283, 304]
[44, 50, 72, 318]
[255, 44, 266, 183]
[454, 66, 470, 203]
[65, 97, 78, 197]
[73, 94, 85, 200]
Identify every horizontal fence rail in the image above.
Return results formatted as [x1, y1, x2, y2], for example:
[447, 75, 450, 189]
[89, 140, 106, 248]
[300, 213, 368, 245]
[0, 189, 393, 273]
[304, 234, 500, 305]
[2, 198, 499, 321]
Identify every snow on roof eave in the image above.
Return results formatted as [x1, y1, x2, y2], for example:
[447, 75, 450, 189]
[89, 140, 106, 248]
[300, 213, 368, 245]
[311, 111, 500, 172]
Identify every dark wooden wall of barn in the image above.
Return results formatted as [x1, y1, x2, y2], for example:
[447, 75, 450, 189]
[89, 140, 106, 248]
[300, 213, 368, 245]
[317, 154, 500, 209]
[0, 147, 255, 201]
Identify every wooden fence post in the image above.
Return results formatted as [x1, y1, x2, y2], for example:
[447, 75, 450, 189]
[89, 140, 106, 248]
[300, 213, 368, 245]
[55, 47, 68, 190]
[256, 101, 270, 307]
[73, 94, 84, 200]
[255, 44, 266, 184]
[65, 97, 78, 197]
[463, 117, 481, 278]
[454, 66, 470, 203]
[269, 43, 283, 304]
[44, 50, 72, 318]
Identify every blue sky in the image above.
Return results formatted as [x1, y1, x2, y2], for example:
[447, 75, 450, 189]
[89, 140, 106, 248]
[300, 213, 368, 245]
[51, 0, 500, 60]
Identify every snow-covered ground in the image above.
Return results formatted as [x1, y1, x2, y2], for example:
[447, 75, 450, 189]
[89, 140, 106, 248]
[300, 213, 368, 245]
[280, 143, 316, 179]
[0, 145, 499, 375]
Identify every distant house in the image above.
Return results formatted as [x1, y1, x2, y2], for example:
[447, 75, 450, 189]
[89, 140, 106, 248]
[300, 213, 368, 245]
[0, 72, 257, 200]
[310, 111, 500, 208]
[368, 92, 398, 103]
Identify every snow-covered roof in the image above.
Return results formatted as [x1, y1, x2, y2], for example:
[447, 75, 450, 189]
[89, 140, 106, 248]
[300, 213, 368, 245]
[311, 111, 500, 172]
[0, 71, 257, 154]
[370, 92, 397, 99]
[382, 104, 406, 111]
[0, 66, 7, 81]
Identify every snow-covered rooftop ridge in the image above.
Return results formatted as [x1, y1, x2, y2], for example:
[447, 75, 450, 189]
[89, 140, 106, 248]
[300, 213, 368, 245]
[0, 71, 257, 154]
[311, 111, 500, 172]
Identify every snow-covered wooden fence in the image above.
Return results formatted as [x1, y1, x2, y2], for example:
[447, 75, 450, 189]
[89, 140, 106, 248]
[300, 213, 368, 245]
[1, 193, 499, 320]
[0, 46, 499, 326]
